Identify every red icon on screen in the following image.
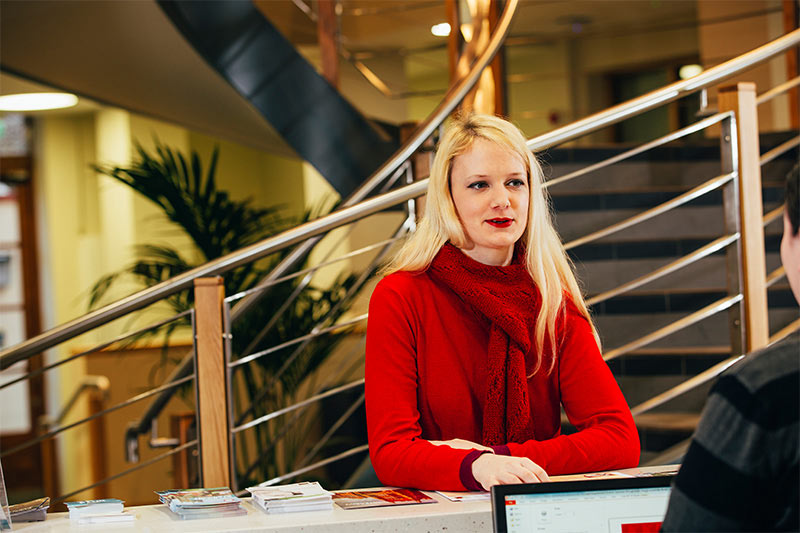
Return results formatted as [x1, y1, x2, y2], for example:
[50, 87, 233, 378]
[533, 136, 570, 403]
[620, 522, 662, 533]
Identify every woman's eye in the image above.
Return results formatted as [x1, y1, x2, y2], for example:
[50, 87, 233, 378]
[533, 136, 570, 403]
[468, 181, 488, 190]
[507, 179, 526, 187]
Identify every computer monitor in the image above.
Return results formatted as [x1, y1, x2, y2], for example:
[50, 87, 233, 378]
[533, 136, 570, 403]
[491, 475, 675, 533]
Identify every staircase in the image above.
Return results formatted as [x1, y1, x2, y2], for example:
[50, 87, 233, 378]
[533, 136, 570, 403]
[549, 131, 799, 461]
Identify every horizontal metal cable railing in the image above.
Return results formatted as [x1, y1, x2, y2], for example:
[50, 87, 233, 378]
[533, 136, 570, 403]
[771, 318, 800, 344]
[586, 234, 740, 307]
[608, 72, 800, 420]
[56, 440, 199, 504]
[0, 310, 192, 392]
[0, 308, 200, 502]
[603, 295, 744, 363]
[630, 355, 745, 416]
[563, 172, 737, 251]
[760, 136, 800, 166]
[544, 112, 734, 190]
[1, 372, 196, 459]
[603, 68, 800, 418]
[232, 379, 365, 436]
[229, 314, 368, 370]
[756, 75, 800, 105]
[231, 336, 368, 490]
[254, 444, 370, 489]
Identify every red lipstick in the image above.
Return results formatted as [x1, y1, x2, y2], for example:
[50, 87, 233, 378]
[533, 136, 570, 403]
[486, 218, 512, 228]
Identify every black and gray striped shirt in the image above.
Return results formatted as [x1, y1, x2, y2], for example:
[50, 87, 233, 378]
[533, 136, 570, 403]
[662, 332, 799, 532]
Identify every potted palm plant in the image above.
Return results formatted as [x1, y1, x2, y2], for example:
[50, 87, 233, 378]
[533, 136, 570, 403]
[92, 143, 362, 489]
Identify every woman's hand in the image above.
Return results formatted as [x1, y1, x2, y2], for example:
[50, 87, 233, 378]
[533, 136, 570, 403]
[471, 454, 549, 491]
[428, 438, 493, 452]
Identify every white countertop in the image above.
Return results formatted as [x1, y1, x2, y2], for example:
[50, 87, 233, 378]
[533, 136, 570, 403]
[12, 492, 491, 533]
[11, 465, 678, 532]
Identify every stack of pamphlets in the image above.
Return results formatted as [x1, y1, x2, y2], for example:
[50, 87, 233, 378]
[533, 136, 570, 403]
[332, 488, 436, 510]
[247, 481, 333, 514]
[156, 487, 246, 520]
[9, 497, 50, 522]
[65, 498, 134, 525]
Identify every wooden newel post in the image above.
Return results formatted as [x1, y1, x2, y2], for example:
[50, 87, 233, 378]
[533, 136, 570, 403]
[193, 277, 231, 488]
[718, 82, 770, 353]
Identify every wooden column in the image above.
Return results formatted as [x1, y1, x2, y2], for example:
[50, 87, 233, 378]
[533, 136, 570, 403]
[193, 277, 230, 488]
[88, 388, 108, 499]
[317, 0, 339, 88]
[448, 0, 506, 116]
[784, 0, 799, 130]
[446, 0, 460, 84]
[487, 0, 506, 116]
[718, 83, 769, 353]
[171, 413, 196, 488]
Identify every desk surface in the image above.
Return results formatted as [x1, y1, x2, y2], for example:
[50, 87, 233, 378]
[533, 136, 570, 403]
[13, 492, 491, 533]
[12, 465, 677, 533]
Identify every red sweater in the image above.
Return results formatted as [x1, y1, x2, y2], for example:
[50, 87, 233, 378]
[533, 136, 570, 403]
[365, 270, 640, 491]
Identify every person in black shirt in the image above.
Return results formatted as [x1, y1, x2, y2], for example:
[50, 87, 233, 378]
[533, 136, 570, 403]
[661, 164, 800, 531]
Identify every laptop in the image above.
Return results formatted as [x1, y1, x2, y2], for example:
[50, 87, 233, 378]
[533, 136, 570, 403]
[491, 474, 675, 533]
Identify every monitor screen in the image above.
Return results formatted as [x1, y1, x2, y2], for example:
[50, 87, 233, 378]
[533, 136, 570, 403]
[493, 476, 674, 533]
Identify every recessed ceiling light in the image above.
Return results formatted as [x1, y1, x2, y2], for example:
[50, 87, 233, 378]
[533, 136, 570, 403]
[431, 22, 451, 37]
[679, 64, 703, 80]
[0, 92, 79, 111]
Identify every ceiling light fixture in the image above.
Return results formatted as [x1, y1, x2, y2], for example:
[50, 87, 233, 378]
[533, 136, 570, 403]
[0, 92, 79, 111]
[431, 22, 451, 37]
[678, 64, 703, 80]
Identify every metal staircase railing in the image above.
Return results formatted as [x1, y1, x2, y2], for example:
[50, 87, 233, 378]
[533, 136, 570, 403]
[1, 21, 798, 500]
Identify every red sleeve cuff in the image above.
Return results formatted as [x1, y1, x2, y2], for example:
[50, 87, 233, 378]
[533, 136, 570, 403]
[491, 445, 511, 456]
[459, 449, 491, 491]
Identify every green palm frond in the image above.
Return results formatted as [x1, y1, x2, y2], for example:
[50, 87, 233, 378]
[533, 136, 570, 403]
[92, 141, 362, 488]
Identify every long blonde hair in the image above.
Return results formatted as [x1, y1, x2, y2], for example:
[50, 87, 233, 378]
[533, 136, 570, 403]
[383, 113, 600, 374]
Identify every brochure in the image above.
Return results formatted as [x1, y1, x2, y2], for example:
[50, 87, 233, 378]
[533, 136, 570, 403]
[332, 488, 436, 510]
[9, 497, 50, 522]
[75, 511, 135, 525]
[156, 487, 246, 519]
[247, 481, 332, 514]
[65, 498, 124, 517]
[156, 487, 240, 509]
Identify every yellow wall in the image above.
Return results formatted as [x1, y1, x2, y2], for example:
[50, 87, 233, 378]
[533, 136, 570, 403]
[699, 0, 789, 132]
[33, 107, 335, 501]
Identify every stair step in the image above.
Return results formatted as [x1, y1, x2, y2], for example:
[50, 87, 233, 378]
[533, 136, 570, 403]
[597, 308, 800, 350]
[626, 345, 730, 355]
[606, 351, 731, 377]
[551, 185, 784, 213]
[634, 412, 700, 432]
[590, 286, 797, 315]
[575, 253, 782, 294]
[567, 233, 782, 262]
[542, 132, 797, 195]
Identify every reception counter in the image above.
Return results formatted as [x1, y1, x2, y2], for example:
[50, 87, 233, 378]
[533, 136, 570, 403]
[12, 466, 677, 532]
[13, 492, 491, 533]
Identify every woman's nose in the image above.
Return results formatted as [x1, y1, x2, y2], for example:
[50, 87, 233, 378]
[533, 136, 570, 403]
[491, 190, 511, 209]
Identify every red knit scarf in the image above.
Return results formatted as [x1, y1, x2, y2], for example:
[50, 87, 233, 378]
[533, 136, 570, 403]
[428, 242, 541, 446]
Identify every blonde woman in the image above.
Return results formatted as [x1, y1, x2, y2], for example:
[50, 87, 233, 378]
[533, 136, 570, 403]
[365, 114, 639, 491]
